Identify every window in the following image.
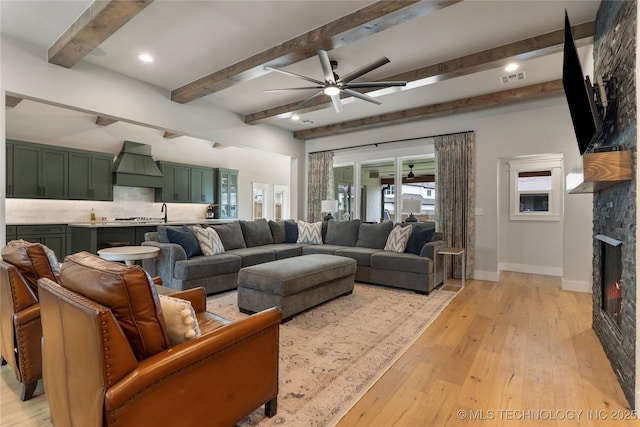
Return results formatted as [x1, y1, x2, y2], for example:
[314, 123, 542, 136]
[508, 155, 563, 221]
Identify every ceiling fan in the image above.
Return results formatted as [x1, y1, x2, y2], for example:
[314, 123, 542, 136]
[264, 49, 407, 113]
[407, 164, 415, 179]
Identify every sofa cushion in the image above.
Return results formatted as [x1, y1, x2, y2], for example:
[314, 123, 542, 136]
[212, 222, 246, 250]
[284, 220, 298, 243]
[173, 253, 242, 280]
[225, 247, 276, 267]
[158, 294, 201, 346]
[297, 221, 322, 244]
[240, 219, 274, 247]
[384, 224, 413, 253]
[302, 244, 346, 256]
[370, 251, 432, 275]
[260, 243, 304, 259]
[269, 220, 286, 244]
[192, 226, 225, 256]
[166, 225, 202, 258]
[335, 247, 380, 267]
[405, 227, 436, 256]
[157, 225, 185, 244]
[59, 252, 170, 361]
[1, 240, 60, 295]
[355, 222, 394, 249]
[325, 219, 361, 247]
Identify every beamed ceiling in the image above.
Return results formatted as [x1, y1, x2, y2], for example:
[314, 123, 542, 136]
[2, 1, 600, 142]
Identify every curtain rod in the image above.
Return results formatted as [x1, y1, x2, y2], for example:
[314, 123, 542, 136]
[308, 130, 474, 154]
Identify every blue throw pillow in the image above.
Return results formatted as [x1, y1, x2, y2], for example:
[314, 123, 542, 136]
[405, 227, 435, 256]
[166, 226, 202, 258]
[284, 220, 298, 243]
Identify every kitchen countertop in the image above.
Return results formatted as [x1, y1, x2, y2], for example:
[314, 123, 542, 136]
[8, 219, 231, 227]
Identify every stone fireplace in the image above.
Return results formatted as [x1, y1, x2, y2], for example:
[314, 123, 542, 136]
[591, 1, 636, 408]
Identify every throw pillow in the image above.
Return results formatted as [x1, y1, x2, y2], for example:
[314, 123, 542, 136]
[166, 225, 202, 258]
[297, 220, 322, 244]
[156, 225, 184, 244]
[355, 221, 394, 249]
[192, 226, 225, 256]
[384, 224, 413, 253]
[269, 220, 286, 244]
[240, 219, 274, 247]
[405, 227, 436, 256]
[325, 219, 361, 246]
[158, 294, 201, 346]
[212, 222, 247, 250]
[284, 220, 299, 243]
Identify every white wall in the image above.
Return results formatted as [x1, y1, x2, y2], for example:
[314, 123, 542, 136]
[306, 97, 592, 288]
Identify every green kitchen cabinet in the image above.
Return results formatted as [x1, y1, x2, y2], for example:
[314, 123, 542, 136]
[15, 224, 67, 260]
[6, 225, 17, 241]
[190, 166, 215, 204]
[215, 168, 238, 219]
[9, 140, 68, 199]
[68, 150, 113, 200]
[155, 162, 191, 203]
[6, 142, 13, 197]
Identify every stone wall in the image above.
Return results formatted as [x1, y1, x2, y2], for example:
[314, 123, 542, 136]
[592, 0, 637, 407]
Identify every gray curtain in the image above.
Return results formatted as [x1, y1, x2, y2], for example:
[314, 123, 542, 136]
[307, 151, 334, 222]
[435, 131, 475, 279]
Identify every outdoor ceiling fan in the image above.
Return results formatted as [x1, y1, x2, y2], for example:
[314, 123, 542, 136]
[407, 164, 415, 179]
[264, 49, 407, 113]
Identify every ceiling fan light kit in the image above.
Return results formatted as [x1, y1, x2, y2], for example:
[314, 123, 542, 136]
[264, 49, 407, 113]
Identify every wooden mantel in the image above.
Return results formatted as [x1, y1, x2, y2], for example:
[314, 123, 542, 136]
[569, 150, 634, 194]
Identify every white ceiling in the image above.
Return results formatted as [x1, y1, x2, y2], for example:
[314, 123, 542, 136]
[2, 0, 601, 141]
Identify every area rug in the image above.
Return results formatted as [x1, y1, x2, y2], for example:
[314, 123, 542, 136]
[206, 283, 458, 427]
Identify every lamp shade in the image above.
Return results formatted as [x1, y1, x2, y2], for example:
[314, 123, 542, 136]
[402, 198, 421, 214]
[321, 200, 338, 212]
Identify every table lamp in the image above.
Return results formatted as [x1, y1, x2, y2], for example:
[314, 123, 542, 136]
[321, 200, 339, 221]
[402, 198, 421, 223]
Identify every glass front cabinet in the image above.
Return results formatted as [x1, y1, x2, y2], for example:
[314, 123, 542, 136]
[215, 168, 238, 219]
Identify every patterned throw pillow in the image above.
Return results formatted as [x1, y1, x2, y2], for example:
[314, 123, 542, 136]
[192, 226, 225, 256]
[384, 224, 413, 253]
[158, 294, 201, 346]
[296, 220, 322, 244]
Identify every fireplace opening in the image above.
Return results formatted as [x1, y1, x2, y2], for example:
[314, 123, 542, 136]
[596, 234, 622, 329]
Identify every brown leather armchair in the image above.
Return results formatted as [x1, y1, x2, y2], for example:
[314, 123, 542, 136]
[38, 252, 281, 427]
[0, 242, 60, 401]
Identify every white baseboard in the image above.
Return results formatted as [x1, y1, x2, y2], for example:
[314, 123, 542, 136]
[561, 279, 592, 293]
[498, 263, 563, 277]
[473, 270, 500, 282]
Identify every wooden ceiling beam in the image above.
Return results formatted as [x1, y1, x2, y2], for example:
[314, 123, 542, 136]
[294, 79, 564, 140]
[170, 0, 461, 104]
[48, 0, 153, 68]
[245, 21, 594, 125]
[5, 95, 23, 108]
[381, 176, 435, 185]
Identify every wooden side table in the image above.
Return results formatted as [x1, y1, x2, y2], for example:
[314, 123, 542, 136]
[437, 247, 466, 288]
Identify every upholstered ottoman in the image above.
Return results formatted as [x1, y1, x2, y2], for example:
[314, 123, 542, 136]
[237, 254, 356, 320]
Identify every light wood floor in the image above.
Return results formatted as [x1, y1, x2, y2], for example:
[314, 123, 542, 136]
[1, 272, 635, 426]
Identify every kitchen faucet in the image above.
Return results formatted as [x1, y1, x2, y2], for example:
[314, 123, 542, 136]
[161, 203, 168, 223]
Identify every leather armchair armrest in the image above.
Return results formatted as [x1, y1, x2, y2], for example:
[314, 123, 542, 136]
[104, 307, 282, 423]
[168, 287, 206, 312]
[13, 302, 40, 325]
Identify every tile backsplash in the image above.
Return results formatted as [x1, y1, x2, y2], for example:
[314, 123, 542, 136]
[6, 186, 209, 224]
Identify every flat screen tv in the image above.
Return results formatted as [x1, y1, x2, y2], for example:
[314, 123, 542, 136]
[562, 11, 602, 155]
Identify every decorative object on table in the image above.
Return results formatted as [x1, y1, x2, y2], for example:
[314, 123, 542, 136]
[402, 198, 421, 223]
[321, 199, 338, 221]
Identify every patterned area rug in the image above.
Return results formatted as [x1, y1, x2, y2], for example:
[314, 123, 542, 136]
[207, 283, 458, 427]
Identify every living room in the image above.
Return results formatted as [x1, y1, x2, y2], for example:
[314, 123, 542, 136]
[1, 0, 639, 424]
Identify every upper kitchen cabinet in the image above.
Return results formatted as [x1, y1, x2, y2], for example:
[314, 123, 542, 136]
[8, 140, 68, 199]
[215, 168, 238, 219]
[190, 166, 215, 204]
[155, 161, 191, 203]
[68, 150, 114, 201]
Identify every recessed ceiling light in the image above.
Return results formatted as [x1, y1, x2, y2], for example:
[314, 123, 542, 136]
[291, 114, 300, 121]
[505, 62, 519, 72]
[138, 53, 154, 63]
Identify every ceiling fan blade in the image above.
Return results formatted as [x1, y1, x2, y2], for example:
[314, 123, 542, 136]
[338, 57, 390, 84]
[330, 94, 343, 113]
[317, 49, 335, 84]
[265, 66, 325, 86]
[264, 86, 323, 92]
[345, 81, 407, 88]
[342, 88, 382, 105]
[295, 90, 325, 109]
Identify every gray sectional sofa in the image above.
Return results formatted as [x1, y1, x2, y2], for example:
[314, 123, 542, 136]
[141, 219, 446, 296]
